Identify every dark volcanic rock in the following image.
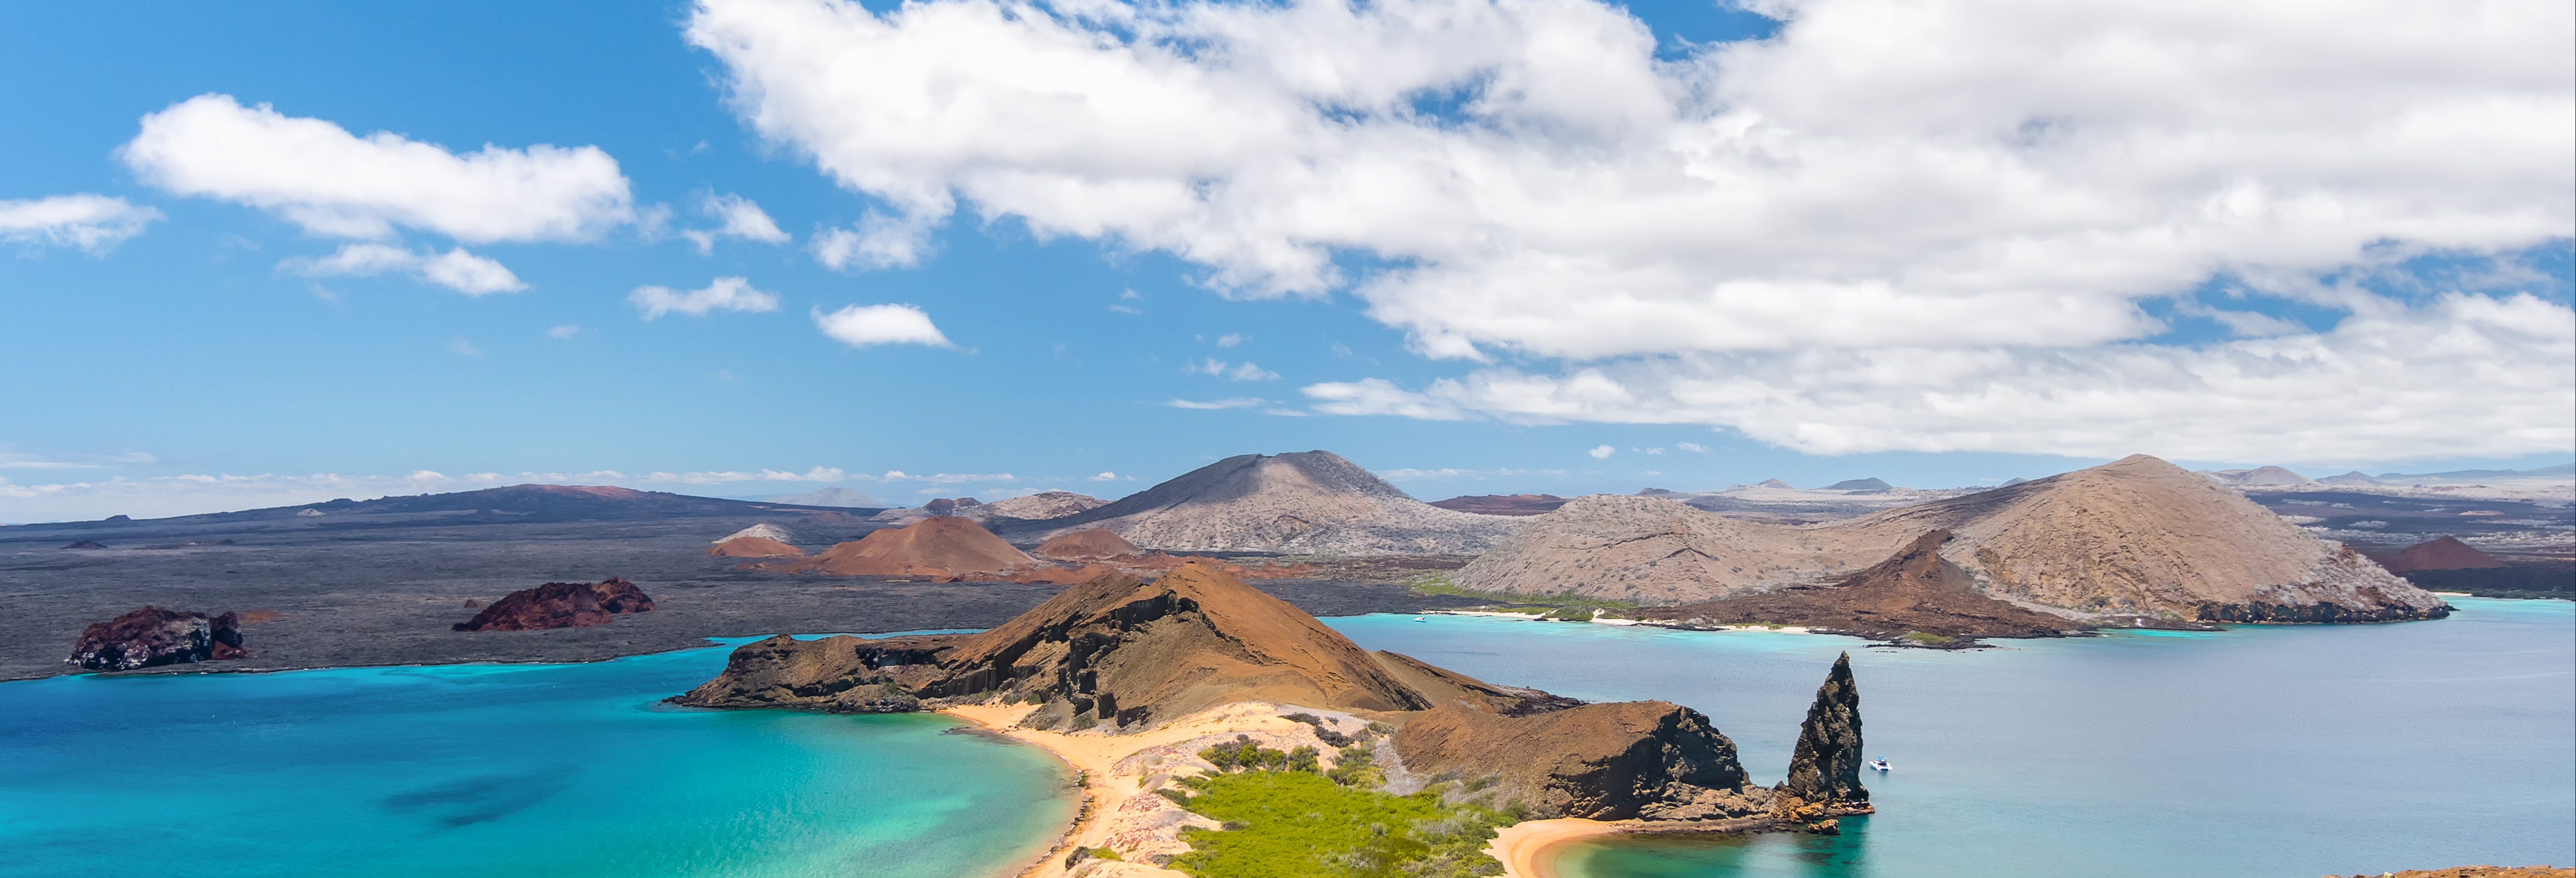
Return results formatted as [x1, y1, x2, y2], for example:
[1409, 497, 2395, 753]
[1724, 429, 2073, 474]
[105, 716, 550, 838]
[1778, 652, 1867, 809]
[924, 497, 983, 515]
[2379, 536, 2508, 573]
[68, 606, 247, 670]
[61, 540, 109, 549]
[452, 578, 655, 632]
[1427, 494, 1570, 516]
[1392, 699, 1767, 820]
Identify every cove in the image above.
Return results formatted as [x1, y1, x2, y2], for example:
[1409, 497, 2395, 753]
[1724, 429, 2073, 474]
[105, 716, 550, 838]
[0, 642, 1074, 878]
[1327, 598, 2576, 878]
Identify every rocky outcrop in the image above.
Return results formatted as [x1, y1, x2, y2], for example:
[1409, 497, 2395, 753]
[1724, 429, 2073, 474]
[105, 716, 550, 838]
[67, 606, 246, 670]
[1777, 653, 1867, 810]
[1632, 530, 2086, 643]
[714, 523, 796, 544]
[452, 578, 655, 632]
[1005, 451, 1517, 555]
[1462, 455, 2451, 625]
[1392, 698, 1765, 820]
[61, 540, 109, 550]
[1034, 527, 1142, 560]
[709, 536, 804, 558]
[979, 491, 1110, 521]
[784, 516, 1035, 579]
[1428, 494, 1570, 516]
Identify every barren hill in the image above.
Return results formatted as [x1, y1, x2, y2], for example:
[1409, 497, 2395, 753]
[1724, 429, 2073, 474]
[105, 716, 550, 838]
[1428, 494, 1570, 516]
[785, 516, 1034, 578]
[1463, 455, 2448, 624]
[1004, 451, 1517, 554]
[1032, 527, 1140, 560]
[2378, 536, 2507, 572]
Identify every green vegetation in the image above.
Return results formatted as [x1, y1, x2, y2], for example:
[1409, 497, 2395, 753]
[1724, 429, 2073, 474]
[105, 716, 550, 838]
[1200, 735, 1320, 773]
[1325, 743, 1385, 788]
[1406, 572, 1638, 611]
[1899, 631, 1957, 646]
[1539, 606, 1594, 622]
[1165, 770, 1516, 878]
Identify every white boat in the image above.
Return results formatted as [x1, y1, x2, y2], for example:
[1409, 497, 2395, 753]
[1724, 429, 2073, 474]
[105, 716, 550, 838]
[1867, 758, 1891, 771]
[1412, 616, 1428, 622]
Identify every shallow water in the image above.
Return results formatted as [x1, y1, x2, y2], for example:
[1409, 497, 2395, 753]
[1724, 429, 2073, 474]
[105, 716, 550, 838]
[1327, 599, 2576, 878]
[0, 644, 1073, 878]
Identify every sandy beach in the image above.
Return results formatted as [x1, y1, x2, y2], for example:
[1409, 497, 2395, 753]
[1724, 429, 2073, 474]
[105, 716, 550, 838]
[1486, 818, 1632, 878]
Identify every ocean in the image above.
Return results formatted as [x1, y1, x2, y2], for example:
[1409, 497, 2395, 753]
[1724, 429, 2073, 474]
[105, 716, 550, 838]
[1324, 598, 2576, 878]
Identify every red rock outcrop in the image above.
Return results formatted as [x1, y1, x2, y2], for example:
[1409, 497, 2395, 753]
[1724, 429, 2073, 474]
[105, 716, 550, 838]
[452, 578, 655, 632]
[785, 516, 1036, 579]
[2378, 536, 2507, 572]
[67, 606, 247, 670]
[709, 536, 804, 558]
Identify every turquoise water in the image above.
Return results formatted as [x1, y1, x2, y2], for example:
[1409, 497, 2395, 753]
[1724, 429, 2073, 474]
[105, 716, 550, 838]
[0, 645, 1074, 878]
[1327, 599, 2576, 878]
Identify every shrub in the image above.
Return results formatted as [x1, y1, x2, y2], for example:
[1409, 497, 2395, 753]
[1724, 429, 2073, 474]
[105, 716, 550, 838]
[1168, 770, 1511, 878]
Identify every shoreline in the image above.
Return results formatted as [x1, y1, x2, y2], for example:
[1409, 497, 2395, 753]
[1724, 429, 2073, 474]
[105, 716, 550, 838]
[1488, 818, 1626, 878]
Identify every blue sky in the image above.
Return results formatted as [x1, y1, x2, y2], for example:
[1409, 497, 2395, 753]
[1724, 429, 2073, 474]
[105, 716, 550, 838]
[2, 0, 2569, 521]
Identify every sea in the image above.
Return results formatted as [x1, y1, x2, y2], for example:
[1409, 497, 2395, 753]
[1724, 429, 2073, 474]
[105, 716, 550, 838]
[0, 638, 1073, 878]
[1324, 598, 2576, 878]
[1, 599, 2565, 878]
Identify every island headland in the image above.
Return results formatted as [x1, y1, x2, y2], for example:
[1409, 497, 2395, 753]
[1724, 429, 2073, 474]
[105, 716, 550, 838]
[674, 560, 1875, 877]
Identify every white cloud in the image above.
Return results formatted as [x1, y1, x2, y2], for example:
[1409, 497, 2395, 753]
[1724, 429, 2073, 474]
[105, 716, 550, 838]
[812, 210, 936, 270]
[689, 0, 2575, 460]
[1166, 397, 1267, 410]
[0, 194, 161, 252]
[879, 470, 1015, 483]
[122, 94, 634, 242]
[1090, 471, 1120, 480]
[1216, 333, 1244, 348]
[1186, 358, 1280, 381]
[1588, 444, 1616, 459]
[446, 337, 483, 357]
[1309, 293, 2576, 462]
[683, 193, 791, 253]
[814, 303, 953, 347]
[548, 324, 581, 338]
[631, 276, 783, 319]
[1675, 442, 1709, 453]
[281, 242, 527, 295]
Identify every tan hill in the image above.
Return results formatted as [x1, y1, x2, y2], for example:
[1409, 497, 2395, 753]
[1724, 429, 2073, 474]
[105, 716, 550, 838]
[1464, 455, 2448, 625]
[1032, 527, 1141, 560]
[676, 561, 1788, 821]
[2378, 536, 2508, 572]
[1456, 494, 1890, 604]
[1428, 494, 1570, 516]
[978, 490, 1109, 521]
[1632, 530, 2086, 640]
[783, 516, 1034, 579]
[708, 535, 803, 558]
[1005, 451, 1518, 554]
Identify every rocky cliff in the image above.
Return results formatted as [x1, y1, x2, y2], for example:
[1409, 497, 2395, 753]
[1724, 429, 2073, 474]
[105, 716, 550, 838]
[1777, 653, 1867, 810]
[67, 606, 247, 670]
[1005, 451, 1516, 555]
[453, 578, 655, 631]
[1391, 699, 1766, 820]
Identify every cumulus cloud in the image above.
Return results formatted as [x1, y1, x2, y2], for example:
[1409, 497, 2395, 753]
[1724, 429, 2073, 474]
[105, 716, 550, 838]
[0, 194, 161, 252]
[1166, 397, 1266, 409]
[631, 276, 783, 319]
[688, 0, 2575, 461]
[1090, 471, 1120, 480]
[1674, 442, 1709, 453]
[281, 242, 528, 295]
[683, 193, 791, 252]
[122, 94, 634, 242]
[1187, 358, 1280, 381]
[813, 303, 952, 347]
[812, 210, 937, 270]
[1588, 444, 1616, 459]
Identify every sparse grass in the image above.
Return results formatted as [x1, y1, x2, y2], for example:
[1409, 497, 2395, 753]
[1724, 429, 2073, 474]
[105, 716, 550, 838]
[1899, 631, 1956, 645]
[1406, 573, 1638, 611]
[1164, 769, 1514, 878]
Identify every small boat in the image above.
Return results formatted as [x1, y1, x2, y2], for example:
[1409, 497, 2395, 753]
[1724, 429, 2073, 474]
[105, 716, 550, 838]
[1412, 616, 1428, 622]
[1867, 757, 1891, 771]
